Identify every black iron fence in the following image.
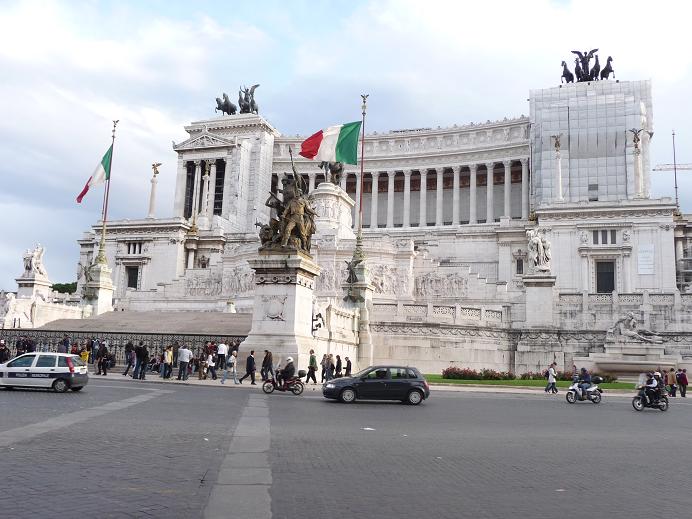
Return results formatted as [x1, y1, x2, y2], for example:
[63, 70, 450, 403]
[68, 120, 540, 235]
[0, 329, 246, 365]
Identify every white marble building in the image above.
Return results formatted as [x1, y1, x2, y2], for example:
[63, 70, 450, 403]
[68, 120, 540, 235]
[69, 78, 692, 373]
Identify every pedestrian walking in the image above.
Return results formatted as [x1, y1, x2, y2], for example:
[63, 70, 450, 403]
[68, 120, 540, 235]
[139, 346, 149, 380]
[335, 355, 343, 378]
[132, 342, 144, 379]
[666, 368, 677, 397]
[162, 346, 173, 379]
[327, 354, 335, 381]
[0, 340, 10, 364]
[176, 345, 192, 381]
[239, 350, 257, 385]
[206, 352, 217, 380]
[217, 341, 228, 371]
[221, 350, 239, 384]
[678, 369, 688, 397]
[344, 356, 352, 377]
[544, 362, 558, 394]
[95, 341, 108, 376]
[320, 354, 328, 383]
[261, 350, 274, 381]
[122, 341, 134, 375]
[306, 349, 318, 384]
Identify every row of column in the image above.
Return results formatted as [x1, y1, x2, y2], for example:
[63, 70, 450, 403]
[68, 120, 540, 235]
[188, 159, 220, 223]
[309, 159, 528, 228]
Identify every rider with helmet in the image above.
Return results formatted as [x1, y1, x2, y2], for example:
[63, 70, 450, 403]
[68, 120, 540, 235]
[277, 357, 296, 388]
[644, 372, 659, 404]
[578, 367, 592, 400]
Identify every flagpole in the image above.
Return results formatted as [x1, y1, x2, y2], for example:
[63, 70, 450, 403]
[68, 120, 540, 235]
[95, 120, 119, 265]
[354, 94, 369, 261]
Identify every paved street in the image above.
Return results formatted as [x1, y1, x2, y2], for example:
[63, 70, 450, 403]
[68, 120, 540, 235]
[1, 380, 691, 518]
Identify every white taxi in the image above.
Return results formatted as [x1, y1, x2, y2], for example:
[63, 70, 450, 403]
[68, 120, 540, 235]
[0, 353, 89, 392]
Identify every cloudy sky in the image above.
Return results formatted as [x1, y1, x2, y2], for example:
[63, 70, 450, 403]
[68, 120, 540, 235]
[1, 0, 691, 290]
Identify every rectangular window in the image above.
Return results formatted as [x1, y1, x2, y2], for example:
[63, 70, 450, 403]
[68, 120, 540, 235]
[610, 230, 617, 244]
[183, 162, 195, 219]
[593, 231, 599, 245]
[516, 258, 524, 275]
[588, 183, 599, 201]
[126, 266, 139, 289]
[36, 355, 57, 368]
[596, 261, 615, 293]
[213, 160, 225, 216]
[601, 230, 608, 245]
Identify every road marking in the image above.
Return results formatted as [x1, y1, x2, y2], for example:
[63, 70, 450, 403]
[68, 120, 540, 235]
[204, 393, 272, 519]
[0, 389, 171, 448]
[87, 384, 162, 391]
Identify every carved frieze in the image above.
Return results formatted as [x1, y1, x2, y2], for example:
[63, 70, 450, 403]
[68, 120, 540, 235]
[414, 271, 467, 298]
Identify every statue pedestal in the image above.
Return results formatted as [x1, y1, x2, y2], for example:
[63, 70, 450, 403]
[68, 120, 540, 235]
[15, 273, 52, 300]
[574, 337, 681, 374]
[242, 250, 321, 369]
[342, 261, 375, 367]
[310, 183, 355, 241]
[82, 262, 114, 315]
[522, 274, 556, 327]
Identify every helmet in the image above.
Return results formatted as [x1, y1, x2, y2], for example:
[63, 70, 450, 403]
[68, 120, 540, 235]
[654, 371, 661, 377]
[286, 357, 293, 363]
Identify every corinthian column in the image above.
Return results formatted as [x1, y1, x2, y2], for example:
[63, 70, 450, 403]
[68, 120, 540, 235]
[521, 158, 529, 219]
[469, 164, 477, 224]
[503, 160, 511, 218]
[435, 167, 444, 226]
[403, 169, 411, 227]
[452, 166, 460, 225]
[419, 169, 427, 227]
[370, 172, 379, 229]
[207, 160, 217, 219]
[386, 170, 395, 228]
[485, 162, 494, 223]
[191, 160, 202, 219]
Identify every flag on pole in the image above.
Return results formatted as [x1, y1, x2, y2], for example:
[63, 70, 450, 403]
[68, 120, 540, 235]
[76, 145, 113, 203]
[299, 121, 361, 165]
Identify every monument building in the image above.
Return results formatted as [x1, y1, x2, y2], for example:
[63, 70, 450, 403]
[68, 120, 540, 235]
[5, 56, 692, 374]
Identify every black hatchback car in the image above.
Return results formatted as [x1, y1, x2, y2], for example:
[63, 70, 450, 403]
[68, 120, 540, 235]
[322, 365, 430, 405]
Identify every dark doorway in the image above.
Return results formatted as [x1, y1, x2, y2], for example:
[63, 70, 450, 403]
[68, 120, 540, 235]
[596, 261, 615, 293]
[126, 266, 139, 289]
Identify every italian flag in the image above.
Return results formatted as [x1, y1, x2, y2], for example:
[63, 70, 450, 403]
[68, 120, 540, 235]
[299, 121, 362, 165]
[76, 145, 112, 203]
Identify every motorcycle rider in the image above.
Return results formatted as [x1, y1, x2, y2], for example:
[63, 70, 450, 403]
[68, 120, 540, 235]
[644, 372, 658, 405]
[277, 357, 296, 389]
[578, 367, 592, 400]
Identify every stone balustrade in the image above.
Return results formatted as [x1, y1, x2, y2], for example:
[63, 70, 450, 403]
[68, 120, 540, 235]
[371, 302, 506, 325]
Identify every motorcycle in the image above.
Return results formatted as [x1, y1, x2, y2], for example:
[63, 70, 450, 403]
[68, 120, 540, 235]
[632, 386, 669, 412]
[262, 369, 306, 395]
[565, 376, 603, 404]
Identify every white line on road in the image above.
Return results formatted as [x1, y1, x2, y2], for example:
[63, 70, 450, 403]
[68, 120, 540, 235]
[0, 389, 172, 448]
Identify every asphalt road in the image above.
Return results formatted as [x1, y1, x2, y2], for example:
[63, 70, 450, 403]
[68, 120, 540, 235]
[1, 380, 691, 518]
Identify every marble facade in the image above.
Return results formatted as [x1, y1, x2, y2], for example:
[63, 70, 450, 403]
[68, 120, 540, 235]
[58, 79, 692, 373]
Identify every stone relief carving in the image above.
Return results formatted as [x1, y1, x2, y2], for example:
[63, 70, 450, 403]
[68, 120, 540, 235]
[262, 295, 286, 321]
[414, 271, 467, 298]
[526, 228, 551, 273]
[608, 312, 664, 344]
[371, 264, 410, 297]
[224, 267, 255, 295]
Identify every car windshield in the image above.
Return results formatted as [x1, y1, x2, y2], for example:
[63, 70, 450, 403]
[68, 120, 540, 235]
[71, 355, 86, 366]
[352, 368, 373, 378]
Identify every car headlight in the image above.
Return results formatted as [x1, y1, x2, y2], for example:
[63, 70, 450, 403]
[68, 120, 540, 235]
[326, 383, 335, 388]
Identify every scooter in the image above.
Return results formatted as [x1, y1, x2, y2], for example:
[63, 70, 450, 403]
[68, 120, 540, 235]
[262, 369, 306, 395]
[565, 376, 603, 404]
[632, 386, 669, 412]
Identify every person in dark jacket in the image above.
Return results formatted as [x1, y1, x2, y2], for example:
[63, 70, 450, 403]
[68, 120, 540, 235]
[578, 368, 591, 400]
[95, 341, 108, 376]
[0, 340, 10, 363]
[261, 350, 274, 381]
[277, 357, 296, 388]
[239, 350, 256, 385]
[678, 369, 688, 397]
[122, 341, 135, 376]
[344, 357, 352, 377]
[138, 346, 149, 380]
[133, 342, 144, 379]
[335, 355, 342, 377]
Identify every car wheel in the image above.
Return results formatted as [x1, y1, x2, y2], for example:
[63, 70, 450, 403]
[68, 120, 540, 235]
[52, 378, 69, 393]
[407, 390, 423, 405]
[71, 387, 84, 392]
[340, 388, 356, 403]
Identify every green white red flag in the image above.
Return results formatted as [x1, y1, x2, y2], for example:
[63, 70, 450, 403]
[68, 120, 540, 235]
[77, 145, 112, 203]
[299, 121, 361, 165]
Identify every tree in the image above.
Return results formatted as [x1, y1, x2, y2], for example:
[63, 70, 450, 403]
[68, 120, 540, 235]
[52, 282, 77, 294]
